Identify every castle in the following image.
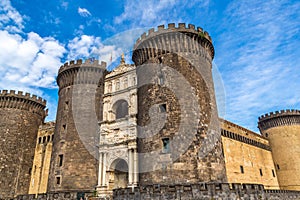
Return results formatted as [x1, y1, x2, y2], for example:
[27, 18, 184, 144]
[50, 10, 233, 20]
[0, 23, 300, 200]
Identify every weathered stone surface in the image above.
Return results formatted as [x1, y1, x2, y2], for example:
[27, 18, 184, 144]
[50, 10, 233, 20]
[132, 23, 227, 185]
[0, 90, 46, 199]
[110, 183, 300, 200]
[29, 122, 55, 195]
[48, 59, 107, 192]
[221, 119, 280, 189]
[258, 110, 300, 191]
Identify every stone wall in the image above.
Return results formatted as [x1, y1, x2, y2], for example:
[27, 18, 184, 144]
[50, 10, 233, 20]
[13, 191, 94, 200]
[0, 90, 46, 199]
[48, 59, 107, 192]
[29, 122, 55, 195]
[258, 110, 300, 191]
[132, 23, 226, 185]
[221, 119, 280, 189]
[112, 183, 300, 200]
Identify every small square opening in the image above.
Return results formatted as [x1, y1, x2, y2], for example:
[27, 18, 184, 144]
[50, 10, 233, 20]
[240, 165, 244, 174]
[272, 169, 276, 177]
[259, 168, 263, 176]
[58, 154, 63, 167]
[56, 177, 61, 185]
[162, 138, 170, 153]
[159, 104, 167, 112]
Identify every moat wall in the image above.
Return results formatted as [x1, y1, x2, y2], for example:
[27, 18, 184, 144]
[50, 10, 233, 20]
[11, 183, 300, 200]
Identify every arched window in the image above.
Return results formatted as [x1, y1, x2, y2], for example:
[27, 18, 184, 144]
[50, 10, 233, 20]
[113, 100, 128, 119]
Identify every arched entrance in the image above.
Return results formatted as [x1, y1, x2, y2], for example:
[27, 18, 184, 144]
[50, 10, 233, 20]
[108, 159, 128, 190]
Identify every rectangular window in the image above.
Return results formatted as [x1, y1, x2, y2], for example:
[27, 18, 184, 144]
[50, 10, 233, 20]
[65, 101, 69, 110]
[58, 154, 64, 167]
[56, 177, 61, 185]
[259, 168, 263, 176]
[38, 137, 42, 144]
[159, 75, 164, 85]
[240, 165, 244, 174]
[162, 138, 170, 153]
[159, 104, 167, 112]
[133, 77, 136, 85]
[277, 164, 280, 170]
[272, 169, 276, 177]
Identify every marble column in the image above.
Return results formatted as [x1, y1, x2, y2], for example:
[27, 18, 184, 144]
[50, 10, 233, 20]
[133, 148, 138, 185]
[128, 149, 133, 185]
[98, 152, 103, 186]
[102, 152, 107, 186]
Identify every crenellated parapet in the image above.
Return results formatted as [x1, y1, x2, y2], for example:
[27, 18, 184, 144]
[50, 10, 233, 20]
[0, 89, 47, 117]
[132, 23, 214, 65]
[258, 109, 300, 131]
[57, 59, 107, 90]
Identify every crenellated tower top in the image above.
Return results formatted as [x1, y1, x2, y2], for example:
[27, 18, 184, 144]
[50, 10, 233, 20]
[258, 109, 300, 131]
[58, 59, 106, 74]
[132, 23, 214, 65]
[0, 89, 47, 117]
[57, 58, 107, 90]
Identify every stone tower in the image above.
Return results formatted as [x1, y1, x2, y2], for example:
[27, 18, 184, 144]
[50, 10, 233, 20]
[258, 109, 300, 191]
[0, 90, 47, 199]
[132, 23, 227, 185]
[48, 59, 106, 192]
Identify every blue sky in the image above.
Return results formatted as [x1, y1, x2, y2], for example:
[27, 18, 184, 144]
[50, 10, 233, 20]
[0, 0, 299, 132]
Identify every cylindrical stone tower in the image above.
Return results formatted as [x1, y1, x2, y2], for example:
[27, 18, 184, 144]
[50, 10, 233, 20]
[48, 59, 106, 192]
[0, 90, 46, 198]
[258, 109, 300, 191]
[132, 23, 227, 185]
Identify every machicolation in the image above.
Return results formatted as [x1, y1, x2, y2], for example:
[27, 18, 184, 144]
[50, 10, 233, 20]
[132, 23, 214, 65]
[0, 90, 47, 117]
[258, 109, 300, 131]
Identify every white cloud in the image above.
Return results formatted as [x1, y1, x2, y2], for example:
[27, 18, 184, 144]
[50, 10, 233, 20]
[78, 7, 91, 17]
[114, 0, 209, 27]
[61, 1, 69, 10]
[215, 0, 300, 131]
[67, 35, 123, 66]
[0, 30, 66, 89]
[0, 0, 24, 32]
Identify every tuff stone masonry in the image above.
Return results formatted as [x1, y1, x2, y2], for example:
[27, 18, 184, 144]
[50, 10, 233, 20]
[0, 23, 300, 200]
[258, 110, 300, 191]
[0, 90, 47, 199]
[48, 59, 107, 192]
[29, 122, 55, 195]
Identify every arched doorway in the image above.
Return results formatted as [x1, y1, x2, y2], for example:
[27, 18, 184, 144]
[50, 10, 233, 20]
[108, 159, 128, 190]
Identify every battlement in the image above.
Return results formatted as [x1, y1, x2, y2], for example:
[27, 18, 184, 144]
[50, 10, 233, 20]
[258, 109, 300, 131]
[57, 58, 107, 89]
[132, 23, 215, 65]
[58, 59, 107, 74]
[134, 23, 212, 49]
[0, 89, 46, 106]
[259, 109, 300, 121]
